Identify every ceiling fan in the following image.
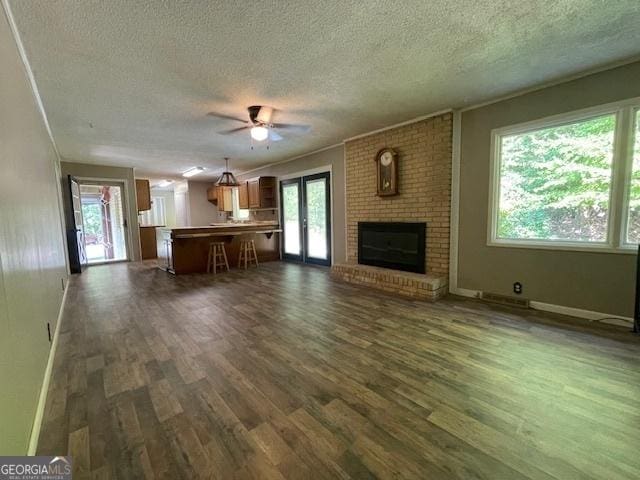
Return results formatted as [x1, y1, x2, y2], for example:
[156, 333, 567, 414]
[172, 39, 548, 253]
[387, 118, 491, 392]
[207, 105, 310, 143]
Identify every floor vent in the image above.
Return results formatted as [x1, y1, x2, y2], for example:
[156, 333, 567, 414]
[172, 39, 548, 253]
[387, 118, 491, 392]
[481, 292, 530, 309]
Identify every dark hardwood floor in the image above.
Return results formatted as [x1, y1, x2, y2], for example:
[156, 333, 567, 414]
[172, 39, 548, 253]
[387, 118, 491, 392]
[37, 261, 640, 479]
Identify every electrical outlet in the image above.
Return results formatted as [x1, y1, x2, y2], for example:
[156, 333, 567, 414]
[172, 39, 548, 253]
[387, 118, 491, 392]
[513, 282, 523, 295]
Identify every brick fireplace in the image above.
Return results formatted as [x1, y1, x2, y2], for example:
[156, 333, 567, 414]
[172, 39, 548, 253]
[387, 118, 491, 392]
[331, 112, 452, 301]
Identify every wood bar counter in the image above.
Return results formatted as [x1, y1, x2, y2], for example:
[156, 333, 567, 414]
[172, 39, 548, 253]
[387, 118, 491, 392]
[157, 222, 281, 274]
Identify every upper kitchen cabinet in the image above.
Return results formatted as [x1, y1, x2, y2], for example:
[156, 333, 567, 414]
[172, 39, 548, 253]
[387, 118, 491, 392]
[206, 185, 218, 203]
[136, 179, 151, 211]
[248, 176, 276, 209]
[238, 181, 249, 209]
[219, 186, 233, 212]
[207, 185, 233, 212]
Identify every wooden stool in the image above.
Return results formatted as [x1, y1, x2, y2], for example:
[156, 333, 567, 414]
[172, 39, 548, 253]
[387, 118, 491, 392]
[237, 239, 259, 269]
[207, 242, 229, 274]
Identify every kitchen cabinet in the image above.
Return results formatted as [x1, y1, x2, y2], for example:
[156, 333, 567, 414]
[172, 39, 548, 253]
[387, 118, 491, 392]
[238, 182, 249, 209]
[248, 176, 276, 209]
[219, 186, 233, 212]
[139, 226, 158, 259]
[206, 185, 218, 202]
[248, 180, 260, 208]
[207, 185, 233, 212]
[136, 179, 151, 211]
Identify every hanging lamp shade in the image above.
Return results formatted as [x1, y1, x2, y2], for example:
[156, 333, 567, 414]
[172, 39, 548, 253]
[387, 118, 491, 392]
[215, 157, 239, 187]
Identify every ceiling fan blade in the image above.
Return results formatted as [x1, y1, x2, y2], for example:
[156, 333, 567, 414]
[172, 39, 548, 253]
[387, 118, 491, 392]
[207, 111, 248, 123]
[271, 123, 311, 133]
[269, 130, 283, 142]
[218, 126, 250, 135]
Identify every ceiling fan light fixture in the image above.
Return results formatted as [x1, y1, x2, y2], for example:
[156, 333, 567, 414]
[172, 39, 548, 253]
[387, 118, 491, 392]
[250, 126, 269, 142]
[215, 158, 239, 187]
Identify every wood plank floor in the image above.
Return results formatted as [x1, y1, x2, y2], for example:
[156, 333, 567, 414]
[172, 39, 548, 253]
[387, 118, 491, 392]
[38, 261, 640, 479]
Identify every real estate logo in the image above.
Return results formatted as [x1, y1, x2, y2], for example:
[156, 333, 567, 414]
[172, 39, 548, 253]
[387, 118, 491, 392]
[0, 456, 72, 480]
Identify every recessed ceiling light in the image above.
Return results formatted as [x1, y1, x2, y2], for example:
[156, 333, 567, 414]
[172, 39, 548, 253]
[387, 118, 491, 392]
[157, 179, 174, 188]
[250, 126, 269, 142]
[182, 167, 205, 178]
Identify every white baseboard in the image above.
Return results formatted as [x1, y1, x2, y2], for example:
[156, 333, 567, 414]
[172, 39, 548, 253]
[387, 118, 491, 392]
[449, 287, 633, 325]
[27, 280, 69, 455]
[529, 300, 633, 325]
[450, 287, 480, 298]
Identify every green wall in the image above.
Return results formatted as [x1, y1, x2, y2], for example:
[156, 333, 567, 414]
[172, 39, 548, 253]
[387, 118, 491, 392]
[0, 7, 68, 454]
[458, 61, 640, 317]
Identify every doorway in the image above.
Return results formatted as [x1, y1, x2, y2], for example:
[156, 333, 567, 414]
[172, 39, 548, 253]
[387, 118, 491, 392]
[280, 172, 331, 266]
[79, 182, 129, 264]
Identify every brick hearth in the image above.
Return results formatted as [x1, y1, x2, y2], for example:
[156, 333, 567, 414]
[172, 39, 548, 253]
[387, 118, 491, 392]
[331, 263, 448, 301]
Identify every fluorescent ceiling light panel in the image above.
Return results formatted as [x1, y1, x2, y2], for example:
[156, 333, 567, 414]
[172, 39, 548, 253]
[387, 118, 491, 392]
[182, 167, 205, 177]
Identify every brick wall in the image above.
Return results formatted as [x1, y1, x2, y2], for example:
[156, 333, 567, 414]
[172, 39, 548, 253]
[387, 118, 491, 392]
[345, 113, 452, 277]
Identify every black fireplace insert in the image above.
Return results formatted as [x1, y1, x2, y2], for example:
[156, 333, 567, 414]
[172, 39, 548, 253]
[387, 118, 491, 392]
[358, 222, 426, 274]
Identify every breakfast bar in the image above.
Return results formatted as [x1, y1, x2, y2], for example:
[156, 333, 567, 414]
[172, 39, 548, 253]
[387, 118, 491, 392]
[157, 222, 281, 274]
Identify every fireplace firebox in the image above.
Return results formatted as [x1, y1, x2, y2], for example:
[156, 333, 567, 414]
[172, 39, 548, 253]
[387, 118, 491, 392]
[358, 222, 426, 274]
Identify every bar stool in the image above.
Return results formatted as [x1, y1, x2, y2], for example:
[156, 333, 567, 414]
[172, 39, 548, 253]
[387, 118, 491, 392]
[207, 242, 229, 274]
[237, 239, 259, 269]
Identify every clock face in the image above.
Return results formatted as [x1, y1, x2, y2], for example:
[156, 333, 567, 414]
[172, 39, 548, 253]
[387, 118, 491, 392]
[380, 151, 393, 166]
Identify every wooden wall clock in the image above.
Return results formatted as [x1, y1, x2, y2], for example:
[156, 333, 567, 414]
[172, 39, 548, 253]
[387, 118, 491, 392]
[375, 147, 398, 196]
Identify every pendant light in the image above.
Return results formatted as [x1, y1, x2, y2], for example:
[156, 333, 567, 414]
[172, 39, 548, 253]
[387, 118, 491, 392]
[215, 157, 239, 187]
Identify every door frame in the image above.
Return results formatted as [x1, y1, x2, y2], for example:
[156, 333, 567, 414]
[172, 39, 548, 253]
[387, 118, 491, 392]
[76, 177, 133, 264]
[279, 177, 304, 262]
[279, 166, 333, 266]
[302, 172, 332, 266]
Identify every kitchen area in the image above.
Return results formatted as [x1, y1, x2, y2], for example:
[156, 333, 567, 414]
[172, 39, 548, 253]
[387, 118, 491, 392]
[137, 173, 282, 274]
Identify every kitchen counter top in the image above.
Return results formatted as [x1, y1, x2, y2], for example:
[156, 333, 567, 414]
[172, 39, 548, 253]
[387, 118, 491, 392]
[160, 223, 280, 239]
[162, 221, 278, 230]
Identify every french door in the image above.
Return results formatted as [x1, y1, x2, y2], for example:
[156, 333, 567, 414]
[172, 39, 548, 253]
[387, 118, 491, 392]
[67, 175, 88, 273]
[280, 172, 331, 266]
[79, 182, 129, 264]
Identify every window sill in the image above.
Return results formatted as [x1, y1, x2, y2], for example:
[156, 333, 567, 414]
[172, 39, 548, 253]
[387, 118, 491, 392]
[487, 239, 637, 255]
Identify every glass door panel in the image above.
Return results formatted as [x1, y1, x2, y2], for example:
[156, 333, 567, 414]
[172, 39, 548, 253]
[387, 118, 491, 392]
[280, 179, 303, 260]
[80, 183, 128, 264]
[303, 173, 331, 265]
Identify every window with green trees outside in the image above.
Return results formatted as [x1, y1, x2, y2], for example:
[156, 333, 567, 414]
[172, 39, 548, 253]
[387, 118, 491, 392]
[490, 101, 640, 250]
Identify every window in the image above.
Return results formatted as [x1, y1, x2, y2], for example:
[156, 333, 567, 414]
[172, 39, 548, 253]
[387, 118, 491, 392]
[489, 99, 640, 251]
[139, 196, 166, 226]
[625, 109, 640, 244]
[232, 188, 250, 220]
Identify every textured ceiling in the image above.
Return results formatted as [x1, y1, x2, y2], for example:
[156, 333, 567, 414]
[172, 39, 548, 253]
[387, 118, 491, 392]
[8, 0, 640, 179]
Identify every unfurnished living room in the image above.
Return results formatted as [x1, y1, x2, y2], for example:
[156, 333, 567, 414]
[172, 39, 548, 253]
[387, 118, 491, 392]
[2, 1, 640, 479]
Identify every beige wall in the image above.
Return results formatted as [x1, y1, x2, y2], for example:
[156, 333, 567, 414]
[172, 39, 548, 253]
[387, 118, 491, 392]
[0, 10, 68, 453]
[186, 180, 224, 226]
[345, 114, 452, 277]
[238, 145, 346, 263]
[458, 61, 640, 317]
[60, 162, 141, 261]
[149, 188, 177, 228]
